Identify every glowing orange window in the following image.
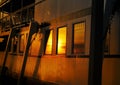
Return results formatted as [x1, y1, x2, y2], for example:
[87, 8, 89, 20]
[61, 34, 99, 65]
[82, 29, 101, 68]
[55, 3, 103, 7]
[57, 27, 67, 54]
[45, 30, 53, 54]
[73, 22, 85, 54]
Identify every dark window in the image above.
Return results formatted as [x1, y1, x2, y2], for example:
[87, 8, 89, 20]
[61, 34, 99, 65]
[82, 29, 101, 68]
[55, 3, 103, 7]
[19, 34, 25, 53]
[12, 36, 18, 53]
[0, 36, 8, 51]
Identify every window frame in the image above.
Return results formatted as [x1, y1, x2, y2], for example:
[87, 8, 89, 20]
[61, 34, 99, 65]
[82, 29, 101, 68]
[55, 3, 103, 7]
[8, 34, 19, 54]
[56, 26, 67, 55]
[44, 30, 53, 55]
[72, 21, 86, 55]
[19, 34, 25, 53]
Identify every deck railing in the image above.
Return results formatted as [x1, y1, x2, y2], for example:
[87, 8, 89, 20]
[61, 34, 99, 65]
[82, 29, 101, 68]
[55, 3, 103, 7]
[0, 6, 34, 32]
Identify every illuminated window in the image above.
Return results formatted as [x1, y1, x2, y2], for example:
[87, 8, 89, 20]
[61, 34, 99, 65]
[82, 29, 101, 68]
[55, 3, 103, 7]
[73, 22, 85, 54]
[45, 30, 53, 54]
[57, 27, 67, 54]
[19, 34, 25, 53]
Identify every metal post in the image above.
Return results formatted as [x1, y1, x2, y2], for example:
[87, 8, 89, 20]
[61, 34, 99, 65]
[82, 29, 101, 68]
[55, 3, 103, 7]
[88, 0, 104, 85]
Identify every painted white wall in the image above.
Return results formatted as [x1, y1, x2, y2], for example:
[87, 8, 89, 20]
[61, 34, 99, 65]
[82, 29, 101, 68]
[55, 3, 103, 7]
[4, 55, 120, 85]
[35, 0, 91, 23]
[1, 1, 120, 85]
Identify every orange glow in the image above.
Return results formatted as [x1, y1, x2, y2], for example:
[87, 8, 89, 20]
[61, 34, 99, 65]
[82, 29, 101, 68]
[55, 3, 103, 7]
[30, 33, 42, 56]
[58, 39, 65, 53]
[74, 22, 85, 54]
[57, 27, 67, 54]
[45, 31, 53, 54]
[0, 38, 4, 42]
[20, 34, 25, 52]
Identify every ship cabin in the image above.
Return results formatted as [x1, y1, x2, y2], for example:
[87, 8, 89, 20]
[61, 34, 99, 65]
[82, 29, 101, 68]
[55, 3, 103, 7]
[0, 0, 120, 85]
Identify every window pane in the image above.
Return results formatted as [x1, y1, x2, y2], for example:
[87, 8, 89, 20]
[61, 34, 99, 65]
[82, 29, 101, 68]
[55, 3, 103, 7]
[73, 22, 85, 54]
[0, 36, 8, 51]
[19, 34, 25, 53]
[45, 30, 53, 54]
[12, 36, 18, 53]
[57, 27, 67, 54]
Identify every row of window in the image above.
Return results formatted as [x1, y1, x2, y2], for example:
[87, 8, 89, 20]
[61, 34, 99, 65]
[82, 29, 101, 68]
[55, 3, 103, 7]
[9, 21, 86, 56]
[45, 21, 85, 55]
